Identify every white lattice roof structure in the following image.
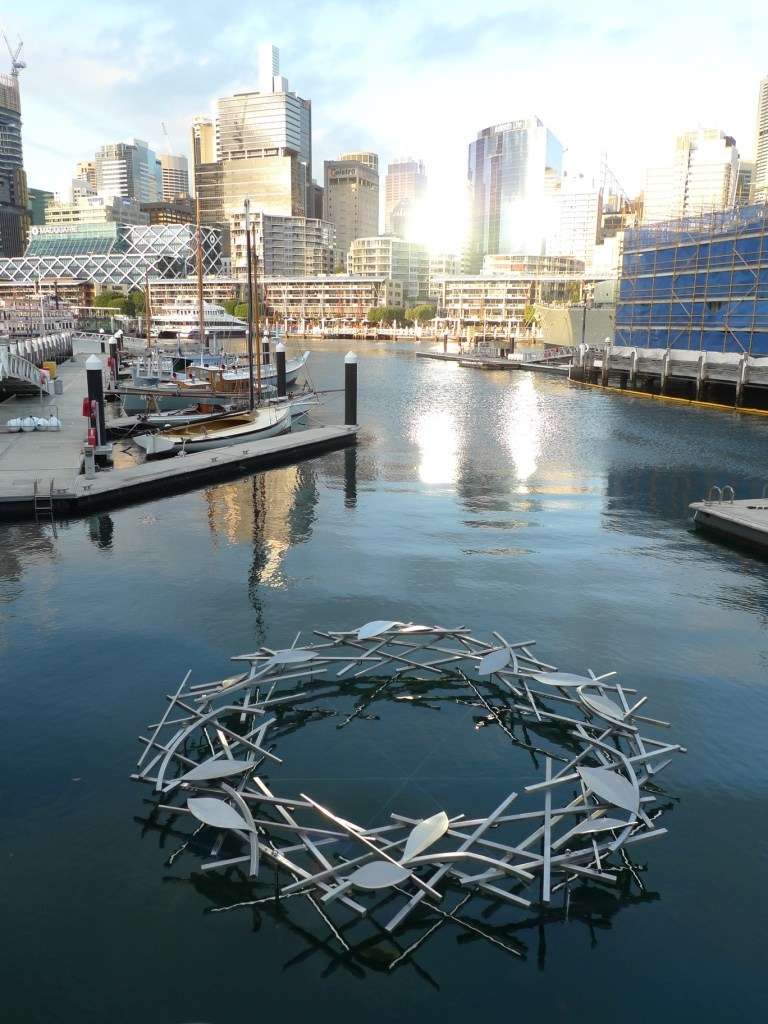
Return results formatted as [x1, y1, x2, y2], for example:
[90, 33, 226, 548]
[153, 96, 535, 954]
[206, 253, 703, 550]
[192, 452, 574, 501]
[0, 223, 221, 288]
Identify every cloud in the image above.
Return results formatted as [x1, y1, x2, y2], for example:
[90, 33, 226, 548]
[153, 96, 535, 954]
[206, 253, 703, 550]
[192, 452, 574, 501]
[7, 0, 768, 215]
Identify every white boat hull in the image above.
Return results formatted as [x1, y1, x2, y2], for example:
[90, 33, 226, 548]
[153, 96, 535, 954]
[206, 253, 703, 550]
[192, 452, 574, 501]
[133, 407, 292, 457]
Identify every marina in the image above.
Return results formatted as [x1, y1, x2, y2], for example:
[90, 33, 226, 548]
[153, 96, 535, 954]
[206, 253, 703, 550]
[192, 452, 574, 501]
[2, 339, 767, 1022]
[0, 339, 357, 518]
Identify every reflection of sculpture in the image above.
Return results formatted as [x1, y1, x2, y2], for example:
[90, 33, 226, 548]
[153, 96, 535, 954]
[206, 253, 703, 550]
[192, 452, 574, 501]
[134, 621, 683, 970]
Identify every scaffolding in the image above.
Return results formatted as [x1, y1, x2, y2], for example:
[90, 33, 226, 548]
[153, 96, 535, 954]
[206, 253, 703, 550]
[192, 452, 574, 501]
[615, 202, 768, 354]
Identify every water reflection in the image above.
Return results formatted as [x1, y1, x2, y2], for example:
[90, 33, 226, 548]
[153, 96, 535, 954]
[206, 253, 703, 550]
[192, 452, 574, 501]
[203, 465, 319, 588]
[502, 375, 541, 485]
[411, 408, 459, 485]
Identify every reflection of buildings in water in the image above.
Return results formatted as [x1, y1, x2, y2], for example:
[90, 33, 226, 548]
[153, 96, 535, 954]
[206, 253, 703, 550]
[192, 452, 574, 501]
[0, 524, 55, 589]
[203, 464, 319, 587]
[411, 407, 459, 485]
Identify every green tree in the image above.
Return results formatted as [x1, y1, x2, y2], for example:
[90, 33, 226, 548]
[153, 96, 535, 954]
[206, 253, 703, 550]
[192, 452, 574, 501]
[367, 305, 408, 325]
[405, 303, 437, 324]
[567, 281, 582, 304]
[223, 298, 239, 316]
[522, 304, 538, 328]
[233, 303, 248, 320]
[94, 290, 130, 315]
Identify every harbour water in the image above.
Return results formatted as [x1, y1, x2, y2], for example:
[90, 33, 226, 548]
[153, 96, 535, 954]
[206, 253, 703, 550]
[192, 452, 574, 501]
[1, 339, 767, 1022]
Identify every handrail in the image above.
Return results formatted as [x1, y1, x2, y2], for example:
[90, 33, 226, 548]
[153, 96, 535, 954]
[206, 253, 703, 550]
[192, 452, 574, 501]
[706, 485, 722, 503]
[722, 485, 735, 503]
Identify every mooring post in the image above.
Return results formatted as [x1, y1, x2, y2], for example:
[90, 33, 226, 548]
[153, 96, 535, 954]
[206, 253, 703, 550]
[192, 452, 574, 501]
[276, 341, 287, 397]
[109, 338, 119, 383]
[262, 335, 271, 366]
[344, 351, 358, 426]
[85, 354, 106, 447]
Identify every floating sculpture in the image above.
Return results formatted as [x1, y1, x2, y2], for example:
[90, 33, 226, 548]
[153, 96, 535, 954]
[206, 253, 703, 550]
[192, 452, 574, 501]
[134, 621, 684, 949]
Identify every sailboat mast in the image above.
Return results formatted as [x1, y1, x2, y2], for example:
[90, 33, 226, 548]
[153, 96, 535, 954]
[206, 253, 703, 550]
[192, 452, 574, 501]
[254, 241, 262, 403]
[195, 196, 206, 352]
[144, 271, 152, 350]
[244, 199, 255, 412]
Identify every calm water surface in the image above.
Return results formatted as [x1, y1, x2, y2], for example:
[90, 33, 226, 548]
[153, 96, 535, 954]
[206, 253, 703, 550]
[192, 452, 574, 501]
[1, 341, 767, 1023]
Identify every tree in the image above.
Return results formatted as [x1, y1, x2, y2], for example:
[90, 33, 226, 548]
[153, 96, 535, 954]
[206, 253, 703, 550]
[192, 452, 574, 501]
[522, 304, 538, 327]
[405, 303, 437, 325]
[223, 298, 239, 316]
[93, 291, 130, 315]
[130, 289, 146, 315]
[567, 281, 582, 304]
[367, 305, 408, 325]
[233, 303, 248, 320]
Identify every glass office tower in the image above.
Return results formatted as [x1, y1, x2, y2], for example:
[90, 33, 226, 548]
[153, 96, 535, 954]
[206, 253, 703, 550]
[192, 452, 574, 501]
[467, 117, 563, 266]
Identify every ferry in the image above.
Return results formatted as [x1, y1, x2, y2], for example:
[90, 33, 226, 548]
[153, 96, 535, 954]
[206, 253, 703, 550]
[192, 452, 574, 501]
[152, 299, 247, 341]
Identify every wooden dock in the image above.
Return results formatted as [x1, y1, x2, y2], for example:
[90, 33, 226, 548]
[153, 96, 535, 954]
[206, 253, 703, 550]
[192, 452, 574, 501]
[0, 356, 357, 519]
[689, 497, 768, 554]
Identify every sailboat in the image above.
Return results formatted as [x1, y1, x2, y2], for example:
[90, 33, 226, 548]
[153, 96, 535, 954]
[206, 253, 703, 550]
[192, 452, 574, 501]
[133, 198, 294, 459]
[133, 404, 292, 456]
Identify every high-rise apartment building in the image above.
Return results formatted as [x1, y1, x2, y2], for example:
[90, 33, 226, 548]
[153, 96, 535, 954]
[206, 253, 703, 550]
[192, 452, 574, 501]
[324, 152, 379, 267]
[347, 236, 428, 300]
[93, 139, 164, 203]
[642, 129, 739, 224]
[384, 158, 427, 239]
[547, 174, 603, 271]
[158, 153, 190, 201]
[0, 71, 29, 257]
[44, 195, 149, 226]
[753, 75, 768, 203]
[27, 188, 53, 226]
[467, 118, 563, 266]
[228, 211, 333, 277]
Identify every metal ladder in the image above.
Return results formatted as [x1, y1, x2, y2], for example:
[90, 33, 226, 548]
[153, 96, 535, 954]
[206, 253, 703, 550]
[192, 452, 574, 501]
[33, 479, 56, 530]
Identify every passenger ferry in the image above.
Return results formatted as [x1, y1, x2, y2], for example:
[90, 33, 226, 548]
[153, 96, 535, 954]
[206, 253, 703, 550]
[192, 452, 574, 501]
[152, 300, 247, 341]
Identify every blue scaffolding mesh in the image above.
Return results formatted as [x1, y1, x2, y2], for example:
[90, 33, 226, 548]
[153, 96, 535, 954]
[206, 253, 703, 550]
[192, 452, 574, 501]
[616, 203, 768, 354]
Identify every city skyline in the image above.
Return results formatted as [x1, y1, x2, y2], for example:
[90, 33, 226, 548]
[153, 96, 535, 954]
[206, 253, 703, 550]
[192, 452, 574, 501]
[5, 1, 768, 252]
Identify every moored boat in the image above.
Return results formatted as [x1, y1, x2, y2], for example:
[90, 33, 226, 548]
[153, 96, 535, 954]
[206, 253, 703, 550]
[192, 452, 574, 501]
[133, 405, 292, 458]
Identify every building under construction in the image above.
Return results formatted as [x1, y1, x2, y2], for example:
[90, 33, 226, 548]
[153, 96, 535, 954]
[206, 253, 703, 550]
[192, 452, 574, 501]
[615, 203, 768, 355]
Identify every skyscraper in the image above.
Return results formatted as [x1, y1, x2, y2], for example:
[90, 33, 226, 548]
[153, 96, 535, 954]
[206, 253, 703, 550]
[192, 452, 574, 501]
[736, 162, 755, 206]
[324, 152, 379, 267]
[752, 75, 768, 203]
[191, 117, 216, 170]
[642, 129, 739, 224]
[384, 158, 426, 239]
[467, 118, 563, 265]
[0, 70, 29, 257]
[158, 153, 190, 201]
[93, 139, 164, 203]
[216, 46, 312, 214]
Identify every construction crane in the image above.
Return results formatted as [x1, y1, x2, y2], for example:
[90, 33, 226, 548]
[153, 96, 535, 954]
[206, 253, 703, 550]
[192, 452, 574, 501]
[161, 121, 172, 155]
[2, 32, 26, 77]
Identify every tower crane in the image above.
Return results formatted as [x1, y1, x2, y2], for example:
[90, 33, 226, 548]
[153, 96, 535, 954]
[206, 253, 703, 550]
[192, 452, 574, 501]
[2, 32, 26, 77]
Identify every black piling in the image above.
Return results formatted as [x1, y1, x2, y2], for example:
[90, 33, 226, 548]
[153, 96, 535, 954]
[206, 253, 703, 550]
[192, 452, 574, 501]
[85, 354, 106, 446]
[276, 342, 287, 397]
[344, 351, 358, 426]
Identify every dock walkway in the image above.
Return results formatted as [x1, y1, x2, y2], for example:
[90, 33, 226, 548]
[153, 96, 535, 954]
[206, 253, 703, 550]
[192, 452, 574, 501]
[417, 351, 570, 375]
[689, 497, 768, 553]
[0, 356, 357, 519]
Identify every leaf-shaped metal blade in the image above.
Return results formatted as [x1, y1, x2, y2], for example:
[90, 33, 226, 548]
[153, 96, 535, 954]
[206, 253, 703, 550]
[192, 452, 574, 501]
[401, 811, 450, 863]
[357, 620, 401, 641]
[529, 671, 592, 687]
[577, 767, 639, 814]
[477, 647, 511, 675]
[187, 797, 252, 831]
[579, 691, 625, 723]
[570, 816, 631, 835]
[347, 861, 412, 890]
[267, 648, 318, 666]
[179, 758, 255, 783]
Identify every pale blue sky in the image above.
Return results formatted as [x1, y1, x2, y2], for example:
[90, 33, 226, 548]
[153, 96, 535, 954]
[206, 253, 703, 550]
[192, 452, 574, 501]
[7, 0, 768, 244]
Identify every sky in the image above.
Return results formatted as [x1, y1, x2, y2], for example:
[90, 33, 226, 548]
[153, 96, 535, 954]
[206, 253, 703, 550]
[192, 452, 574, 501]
[6, 0, 768, 250]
